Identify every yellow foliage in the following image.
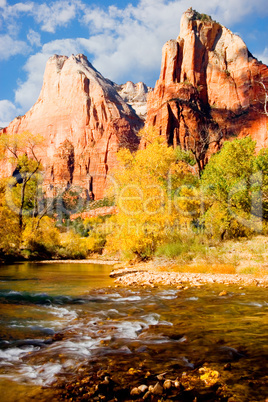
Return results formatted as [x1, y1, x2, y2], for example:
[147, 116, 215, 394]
[86, 232, 106, 254]
[59, 231, 88, 258]
[175, 185, 201, 228]
[0, 205, 20, 253]
[137, 126, 164, 144]
[0, 179, 20, 253]
[106, 127, 198, 259]
[22, 217, 60, 251]
[204, 201, 255, 240]
[0, 130, 44, 160]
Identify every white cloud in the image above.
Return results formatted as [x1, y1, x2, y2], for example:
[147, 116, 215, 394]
[0, 34, 30, 60]
[1, 2, 34, 37]
[189, 0, 268, 24]
[80, 1, 186, 84]
[27, 29, 41, 47]
[33, 0, 82, 33]
[15, 39, 84, 111]
[5, 0, 268, 120]
[42, 38, 82, 55]
[255, 48, 268, 66]
[0, 0, 6, 8]
[14, 51, 52, 111]
[0, 100, 18, 128]
[79, 0, 268, 85]
[1, 2, 34, 19]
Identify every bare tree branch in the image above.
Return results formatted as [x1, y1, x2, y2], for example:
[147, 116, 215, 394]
[186, 124, 223, 177]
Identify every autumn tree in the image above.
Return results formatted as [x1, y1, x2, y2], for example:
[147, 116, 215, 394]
[0, 131, 44, 230]
[0, 179, 21, 256]
[105, 127, 200, 260]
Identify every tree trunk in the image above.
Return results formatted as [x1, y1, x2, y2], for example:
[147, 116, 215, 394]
[19, 178, 27, 231]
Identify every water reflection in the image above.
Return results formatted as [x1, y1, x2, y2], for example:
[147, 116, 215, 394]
[0, 263, 267, 401]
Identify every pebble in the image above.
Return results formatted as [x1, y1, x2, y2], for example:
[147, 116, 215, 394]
[156, 372, 167, 381]
[223, 363, 232, 371]
[130, 387, 142, 396]
[113, 269, 268, 288]
[174, 378, 181, 388]
[151, 382, 163, 395]
[163, 379, 172, 389]
[138, 384, 148, 393]
[143, 390, 151, 399]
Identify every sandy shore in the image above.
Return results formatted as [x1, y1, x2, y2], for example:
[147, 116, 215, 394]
[110, 266, 268, 288]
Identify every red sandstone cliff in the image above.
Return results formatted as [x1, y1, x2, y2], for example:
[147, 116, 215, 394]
[0, 54, 142, 199]
[2, 9, 268, 201]
[146, 8, 268, 168]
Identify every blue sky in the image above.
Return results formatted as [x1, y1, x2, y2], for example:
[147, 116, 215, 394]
[1, 0, 268, 127]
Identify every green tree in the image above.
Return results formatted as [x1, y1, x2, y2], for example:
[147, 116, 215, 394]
[253, 147, 268, 220]
[201, 137, 267, 238]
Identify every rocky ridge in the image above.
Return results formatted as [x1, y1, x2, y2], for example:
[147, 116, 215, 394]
[1, 9, 268, 198]
[146, 8, 268, 168]
[116, 81, 153, 120]
[0, 54, 143, 199]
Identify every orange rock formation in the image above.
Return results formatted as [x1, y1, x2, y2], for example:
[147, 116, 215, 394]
[1, 54, 142, 199]
[1, 9, 268, 200]
[146, 8, 268, 168]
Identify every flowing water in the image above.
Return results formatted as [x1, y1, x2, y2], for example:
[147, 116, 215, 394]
[0, 262, 267, 401]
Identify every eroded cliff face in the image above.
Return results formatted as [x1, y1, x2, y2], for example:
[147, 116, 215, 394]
[116, 81, 153, 120]
[146, 8, 268, 166]
[1, 54, 142, 199]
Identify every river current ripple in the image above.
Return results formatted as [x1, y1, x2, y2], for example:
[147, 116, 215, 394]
[0, 263, 267, 401]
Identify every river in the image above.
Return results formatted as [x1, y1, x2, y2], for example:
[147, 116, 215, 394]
[0, 262, 267, 401]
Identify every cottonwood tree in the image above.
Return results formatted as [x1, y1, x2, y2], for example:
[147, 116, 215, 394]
[201, 136, 268, 239]
[0, 131, 44, 230]
[105, 127, 200, 260]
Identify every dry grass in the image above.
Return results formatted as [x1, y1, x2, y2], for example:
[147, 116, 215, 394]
[115, 235, 268, 278]
[153, 235, 268, 276]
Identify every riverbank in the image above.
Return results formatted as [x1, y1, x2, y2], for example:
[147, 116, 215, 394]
[111, 266, 268, 288]
[110, 235, 268, 288]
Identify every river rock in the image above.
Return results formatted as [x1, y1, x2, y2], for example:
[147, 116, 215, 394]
[157, 372, 167, 381]
[151, 382, 164, 395]
[138, 384, 148, 392]
[163, 379, 173, 389]
[0, 54, 142, 200]
[130, 387, 142, 396]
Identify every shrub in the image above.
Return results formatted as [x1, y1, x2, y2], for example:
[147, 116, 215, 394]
[155, 234, 208, 260]
[22, 217, 61, 257]
[58, 231, 89, 259]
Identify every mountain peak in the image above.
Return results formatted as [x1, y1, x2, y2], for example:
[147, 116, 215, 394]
[183, 8, 215, 23]
[1, 54, 143, 199]
[146, 9, 268, 161]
